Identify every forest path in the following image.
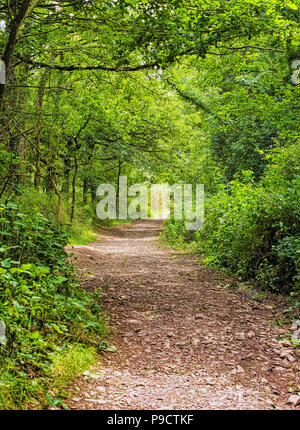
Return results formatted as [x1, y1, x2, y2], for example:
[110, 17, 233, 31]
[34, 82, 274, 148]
[66, 220, 298, 410]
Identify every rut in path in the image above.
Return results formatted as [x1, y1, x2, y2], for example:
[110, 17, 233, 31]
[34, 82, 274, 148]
[66, 220, 299, 410]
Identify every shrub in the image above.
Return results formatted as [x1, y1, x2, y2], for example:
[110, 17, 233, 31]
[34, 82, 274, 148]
[164, 144, 300, 294]
[0, 203, 107, 409]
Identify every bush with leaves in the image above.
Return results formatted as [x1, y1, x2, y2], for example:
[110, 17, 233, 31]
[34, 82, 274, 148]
[0, 203, 107, 409]
[164, 144, 300, 296]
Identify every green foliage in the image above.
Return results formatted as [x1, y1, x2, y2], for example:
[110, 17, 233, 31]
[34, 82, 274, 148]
[67, 225, 99, 246]
[0, 202, 69, 269]
[0, 204, 108, 409]
[16, 190, 67, 225]
[50, 344, 98, 389]
[1, 0, 300, 408]
[165, 144, 300, 296]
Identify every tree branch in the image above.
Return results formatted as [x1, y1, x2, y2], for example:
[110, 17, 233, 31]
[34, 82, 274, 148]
[15, 55, 157, 72]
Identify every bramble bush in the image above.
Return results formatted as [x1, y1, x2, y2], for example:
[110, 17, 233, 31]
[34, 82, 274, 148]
[0, 203, 107, 409]
[164, 144, 300, 295]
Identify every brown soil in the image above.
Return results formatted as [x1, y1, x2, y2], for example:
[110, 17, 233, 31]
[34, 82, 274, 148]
[66, 219, 299, 410]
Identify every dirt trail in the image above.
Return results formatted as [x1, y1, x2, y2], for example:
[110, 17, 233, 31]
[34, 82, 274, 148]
[66, 220, 299, 410]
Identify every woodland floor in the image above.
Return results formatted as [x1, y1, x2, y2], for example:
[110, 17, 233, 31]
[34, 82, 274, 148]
[66, 220, 299, 410]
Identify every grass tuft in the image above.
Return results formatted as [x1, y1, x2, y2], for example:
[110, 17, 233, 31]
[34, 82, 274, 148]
[50, 344, 99, 388]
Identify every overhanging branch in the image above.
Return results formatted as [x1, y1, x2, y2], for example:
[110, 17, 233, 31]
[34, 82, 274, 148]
[15, 55, 158, 72]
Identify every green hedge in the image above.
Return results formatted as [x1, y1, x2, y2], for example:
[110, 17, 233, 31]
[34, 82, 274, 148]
[0, 203, 107, 409]
[164, 144, 300, 293]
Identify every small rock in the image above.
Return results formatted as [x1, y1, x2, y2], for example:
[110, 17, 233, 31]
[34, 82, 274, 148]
[279, 339, 292, 347]
[191, 338, 200, 346]
[247, 331, 255, 338]
[204, 377, 215, 385]
[287, 355, 295, 363]
[232, 365, 244, 374]
[96, 386, 106, 393]
[127, 319, 139, 324]
[82, 370, 103, 379]
[292, 329, 300, 339]
[88, 373, 103, 379]
[166, 332, 174, 338]
[291, 320, 300, 330]
[86, 399, 108, 404]
[195, 313, 204, 319]
[287, 395, 300, 406]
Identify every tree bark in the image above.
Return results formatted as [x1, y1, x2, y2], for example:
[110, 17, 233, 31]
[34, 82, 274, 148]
[50, 174, 62, 224]
[116, 159, 122, 212]
[90, 185, 97, 203]
[0, 0, 41, 113]
[70, 156, 78, 224]
[62, 156, 71, 200]
[83, 178, 89, 205]
[35, 71, 48, 191]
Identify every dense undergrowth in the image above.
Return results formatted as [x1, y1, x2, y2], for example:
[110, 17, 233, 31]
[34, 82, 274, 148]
[0, 202, 108, 409]
[1, 0, 299, 412]
[164, 144, 300, 312]
[15, 189, 101, 245]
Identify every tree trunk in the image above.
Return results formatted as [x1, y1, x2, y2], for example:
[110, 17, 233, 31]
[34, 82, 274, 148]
[90, 185, 97, 203]
[50, 175, 62, 224]
[35, 71, 48, 191]
[83, 178, 89, 205]
[62, 156, 71, 200]
[0, 0, 41, 113]
[116, 159, 122, 213]
[70, 156, 78, 224]
[17, 63, 31, 187]
[45, 164, 53, 193]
